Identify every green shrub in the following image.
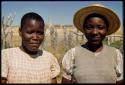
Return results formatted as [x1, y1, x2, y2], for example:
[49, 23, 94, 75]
[110, 40, 123, 49]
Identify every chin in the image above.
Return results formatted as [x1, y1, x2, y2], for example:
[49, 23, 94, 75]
[30, 48, 39, 52]
[89, 41, 101, 46]
[27, 46, 39, 52]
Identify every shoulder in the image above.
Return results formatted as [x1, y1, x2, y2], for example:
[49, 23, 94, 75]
[2, 47, 20, 60]
[2, 47, 20, 53]
[42, 50, 54, 57]
[42, 50, 57, 60]
[66, 45, 82, 53]
[104, 45, 122, 58]
[104, 45, 118, 51]
[63, 46, 81, 61]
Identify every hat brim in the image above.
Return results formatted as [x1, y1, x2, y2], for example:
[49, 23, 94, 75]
[73, 6, 120, 35]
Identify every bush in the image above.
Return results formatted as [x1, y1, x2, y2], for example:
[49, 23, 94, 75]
[110, 40, 123, 49]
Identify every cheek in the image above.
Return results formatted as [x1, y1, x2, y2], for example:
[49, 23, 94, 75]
[84, 30, 91, 37]
[99, 31, 107, 41]
[21, 33, 32, 42]
[84, 33, 91, 40]
[39, 35, 44, 42]
[84, 28, 92, 34]
[100, 30, 107, 36]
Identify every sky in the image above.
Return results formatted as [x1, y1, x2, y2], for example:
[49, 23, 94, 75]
[2, 1, 123, 26]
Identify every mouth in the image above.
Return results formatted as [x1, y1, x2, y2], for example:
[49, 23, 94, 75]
[92, 37, 100, 40]
[29, 43, 40, 47]
[89, 37, 101, 42]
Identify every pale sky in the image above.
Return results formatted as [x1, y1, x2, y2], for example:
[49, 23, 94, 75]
[2, 1, 123, 26]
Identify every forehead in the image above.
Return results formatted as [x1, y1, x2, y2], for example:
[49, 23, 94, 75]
[25, 19, 42, 24]
[86, 16, 105, 21]
[84, 13, 108, 24]
[31, 19, 36, 24]
[86, 17, 105, 22]
[21, 19, 44, 30]
[23, 19, 44, 28]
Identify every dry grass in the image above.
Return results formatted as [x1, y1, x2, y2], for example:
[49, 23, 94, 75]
[2, 25, 123, 83]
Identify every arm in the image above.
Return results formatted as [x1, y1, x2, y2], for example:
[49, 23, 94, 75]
[62, 48, 75, 83]
[116, 80, 123, 84]
[2, 50, 9, 84]
[62, 77, 72, 83]
[115, 49, 123, 84]
[50, 54, 60, 84]
[1, 77, 7, 84]
[51, 77, 57, 83]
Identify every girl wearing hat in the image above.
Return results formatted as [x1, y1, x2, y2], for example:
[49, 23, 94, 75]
[1, 12, 60, 83]
[62, 4, 123, 84]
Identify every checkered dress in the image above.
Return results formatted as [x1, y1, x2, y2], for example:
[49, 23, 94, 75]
[2, 47, 60, 83]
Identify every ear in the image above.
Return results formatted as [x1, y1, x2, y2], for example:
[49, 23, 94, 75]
[19, 27, 22, 37]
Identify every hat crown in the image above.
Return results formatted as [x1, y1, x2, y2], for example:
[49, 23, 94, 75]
[74, 3, 120, 35]
[90, 3, 105, 7]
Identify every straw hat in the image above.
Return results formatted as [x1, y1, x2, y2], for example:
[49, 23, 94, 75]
[73, 4, 120, 35]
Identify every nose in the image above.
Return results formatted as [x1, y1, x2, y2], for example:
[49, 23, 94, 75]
[92, 28, 98, 34]
[32, 33, 38, 40]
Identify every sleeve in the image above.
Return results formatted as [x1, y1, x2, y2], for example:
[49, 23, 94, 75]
[119, 45, 123, 55]
[115, 49, 123, 81]
[50, 54, 60, 79]
[2, 49, 9, 78]
[62, 48, 75, 80]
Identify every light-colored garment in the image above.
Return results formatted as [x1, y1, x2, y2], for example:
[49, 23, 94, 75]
[119, 45, 123, 55]
[62, 45, 123, 83]
[2, 47, 60, 83]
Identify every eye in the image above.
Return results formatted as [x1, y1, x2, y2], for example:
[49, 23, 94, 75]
[85, 24, 94, 30]
[37, 31, 44, 35]
[97, 25, 106, 30]
[26, 31, 33, 34]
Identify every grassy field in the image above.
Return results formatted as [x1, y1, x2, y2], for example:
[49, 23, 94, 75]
[2, 25, 123, 83]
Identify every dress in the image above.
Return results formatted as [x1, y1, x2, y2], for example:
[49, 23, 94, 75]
[2, 47, 60, 83]
[62, 45, 123, 83]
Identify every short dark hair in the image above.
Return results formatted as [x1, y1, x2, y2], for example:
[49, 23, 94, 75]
[20, 12, 44, 29]
[83, 13, 109, 29]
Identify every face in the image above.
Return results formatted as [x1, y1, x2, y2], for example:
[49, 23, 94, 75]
[83, 17, 107, 45]
[19, 19, 44, 53]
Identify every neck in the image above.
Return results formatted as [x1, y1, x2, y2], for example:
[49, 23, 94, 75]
[20, 45, 38, 55]
[85, 42, 103, 52]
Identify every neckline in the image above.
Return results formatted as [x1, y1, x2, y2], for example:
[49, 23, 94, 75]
[18, 46, 43, 59]
[80, 44, 106, 54]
